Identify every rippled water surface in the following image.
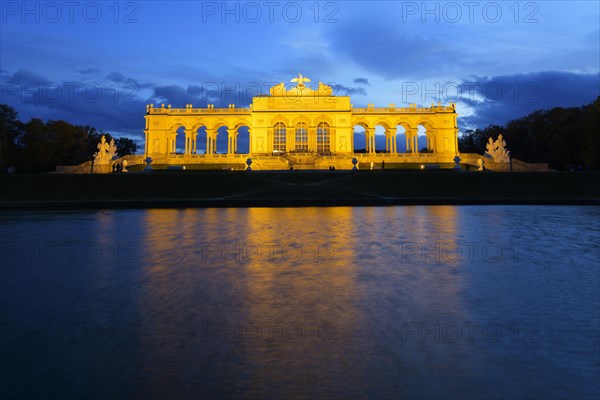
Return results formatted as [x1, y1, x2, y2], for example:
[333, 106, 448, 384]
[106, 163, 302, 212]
[1, 206, 599, 399]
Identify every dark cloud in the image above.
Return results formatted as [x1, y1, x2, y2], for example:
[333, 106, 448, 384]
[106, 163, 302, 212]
[7, 69, 51, 85]
[354, 78, 370, 85]
[149, 84, 252, 108]
[151, 85, 204, 107]
[187, 85, 204, 96]
[107, 72, 154, 89]
[7, 67, 595, 147]
[0, 69, 263, 140]
[331, 84, 367, 96]
[1, 69, 147, 136]
[457, 71, 600, 129]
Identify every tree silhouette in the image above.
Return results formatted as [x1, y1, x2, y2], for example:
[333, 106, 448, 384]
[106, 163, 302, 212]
[459, 96, 600, 170]
[0, 104, 140, 173]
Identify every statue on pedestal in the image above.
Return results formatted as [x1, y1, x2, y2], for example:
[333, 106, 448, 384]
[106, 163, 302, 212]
[94, 135, 110, 165]
[108, 139, 118, 160]
[485, 134, 510, 163]
[94, 135, 119, 166]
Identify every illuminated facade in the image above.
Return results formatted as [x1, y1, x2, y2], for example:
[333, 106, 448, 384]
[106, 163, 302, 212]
[143, 75, 459, 169]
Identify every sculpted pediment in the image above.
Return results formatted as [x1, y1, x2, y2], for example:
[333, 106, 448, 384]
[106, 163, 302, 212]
[268, 74, 333, 97]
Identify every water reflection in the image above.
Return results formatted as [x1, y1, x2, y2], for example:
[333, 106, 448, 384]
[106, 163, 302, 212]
[241, 208, 363, 398]
[1, 206, 598, 399]
[131, 207, 473, 397]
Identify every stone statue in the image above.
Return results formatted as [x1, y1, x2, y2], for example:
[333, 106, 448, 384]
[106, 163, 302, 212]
[317, 82, 333, 96]
[121, 160, 128, 173]
[94, 135, 110, 165]
[494, 134, 510, 163]
[485, 134, 510, 163]
[291, 73, 311, 89]
[270, 82, 286, 96]
[485, 137, 495, 156]
[108, 139, 118, 160]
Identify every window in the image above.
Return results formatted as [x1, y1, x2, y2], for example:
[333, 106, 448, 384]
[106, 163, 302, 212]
[317, 122, 330, 153]
[273, 122, 286, 152]
[295, 122, 308, 152]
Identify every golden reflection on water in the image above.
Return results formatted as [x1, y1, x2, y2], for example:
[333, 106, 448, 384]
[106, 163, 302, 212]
[239, 207, 364, 396]
[128, 206, 466, 396]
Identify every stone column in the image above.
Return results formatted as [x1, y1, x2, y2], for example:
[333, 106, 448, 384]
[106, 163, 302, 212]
[169, 134, 177, 154]
[309, 126, 317, 152]
[366, 128, 376, 154]
[387, 127, 397, 154]
[206, 129, 215, 155]
[185, 129, 197, 155]
[372, 132, 376, 153]
[409, 128, 419, 153]
[226, 128, 232, 154]
[144, 130, 148, 155]
[228, 128, 239, 154]
[247, 129, 252, 155]
[184, 130, 190, 154]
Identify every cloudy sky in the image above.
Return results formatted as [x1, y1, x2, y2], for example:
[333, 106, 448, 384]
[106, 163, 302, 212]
[1, 0, 599, 151]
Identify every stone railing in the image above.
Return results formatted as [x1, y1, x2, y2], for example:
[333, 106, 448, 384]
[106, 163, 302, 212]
[459, 153, 552, 172]
[53, 154, 145, 174]
[148, 107, 251, 115]
[350, 152, 438, 158]
[352, 106, 455, 113]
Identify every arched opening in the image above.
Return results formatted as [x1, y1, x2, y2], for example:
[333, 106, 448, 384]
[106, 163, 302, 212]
[353, 125, 366, 153]
[168, 123, 185, 154]
[395, 125, 408, 153]
[316, 122, 330, 154]
[417, 124, 433, 153]
[215, 126, 229, 154]
[175, 126, 186, 154]
[194, 126, 207, 154]
[273, 122, 286, 153]
[294, 122, 308, 152]
[236, 126, 250, 154]
[374, 125, 387, 153]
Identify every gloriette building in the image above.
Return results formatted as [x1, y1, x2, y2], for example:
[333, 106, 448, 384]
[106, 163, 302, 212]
[143, 74, 459, 170]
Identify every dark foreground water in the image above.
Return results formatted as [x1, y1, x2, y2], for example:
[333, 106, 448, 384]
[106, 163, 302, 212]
[1, 206, 599, 399]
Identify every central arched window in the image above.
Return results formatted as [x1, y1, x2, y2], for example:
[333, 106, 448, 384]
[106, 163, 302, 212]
[295, 122, 308, 152]
[317, 122, 330, 153]
[273, 122, 286, 152]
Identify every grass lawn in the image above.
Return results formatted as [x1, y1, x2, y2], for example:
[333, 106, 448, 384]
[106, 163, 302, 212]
[1, 170, 599, 209]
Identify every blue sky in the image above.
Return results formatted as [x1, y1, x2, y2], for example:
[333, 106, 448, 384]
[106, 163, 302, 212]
[1, 0, 599, 151]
